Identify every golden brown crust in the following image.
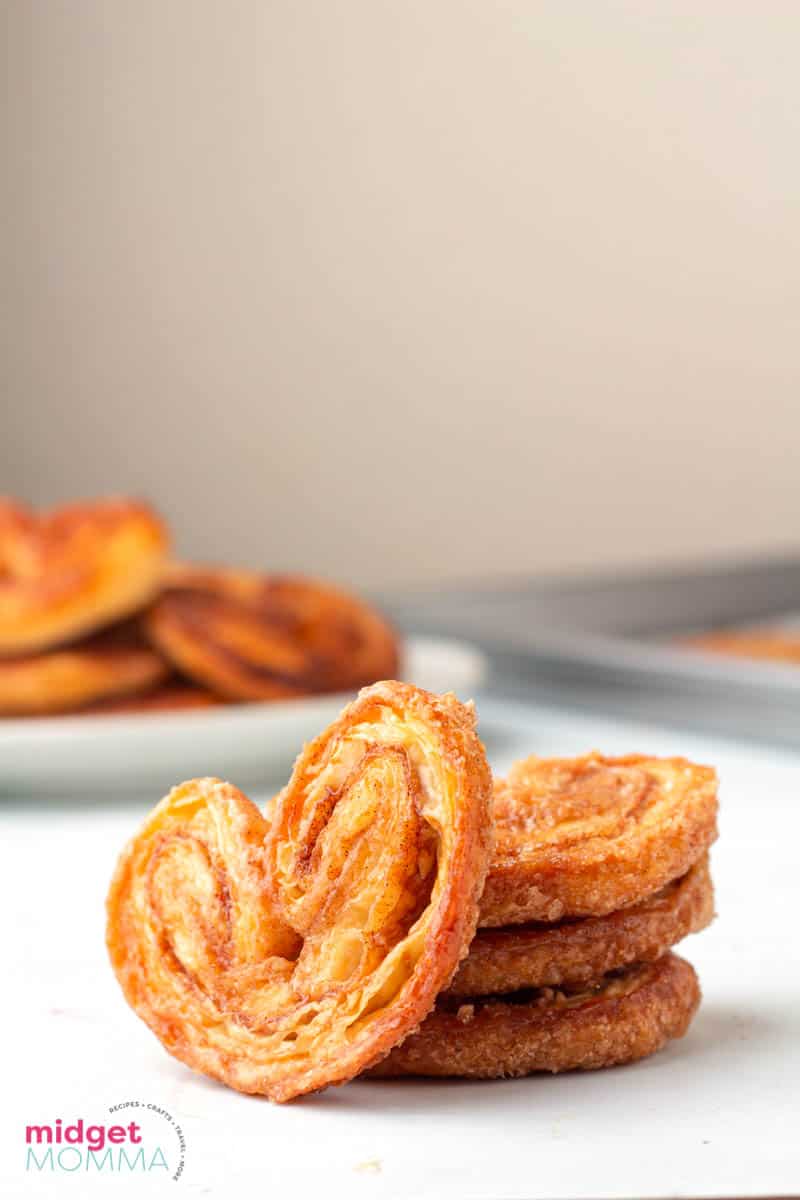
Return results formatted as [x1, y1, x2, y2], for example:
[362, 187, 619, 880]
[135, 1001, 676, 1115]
[82, 683, 221, 716]
[106, 681, 493, 1101]
[450, 857, 713, 997]
[369, 954, 700, 1079]
[143, 565, 400, 701]
[681, 628, 800, 665]
[0, 497, 168, 655]
[0, 627, 169, 715]
[480, 753, 718, 926]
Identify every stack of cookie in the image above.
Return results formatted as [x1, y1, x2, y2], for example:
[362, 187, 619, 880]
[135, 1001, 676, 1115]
[0, 496, 398, 716]
[106, 681, 719, 1100]
[372, 752, 718, 1079]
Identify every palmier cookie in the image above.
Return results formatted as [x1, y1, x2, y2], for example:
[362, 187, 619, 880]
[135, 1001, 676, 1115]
[370, 954, 700, 1079]
[144, 566, 399, 701]
[0, 497, 168, 655]
[0, 629, 168, 715]
[481, 753, 718, 926]
[106, 682, 492, 1101]
[451, 856, 713, 997]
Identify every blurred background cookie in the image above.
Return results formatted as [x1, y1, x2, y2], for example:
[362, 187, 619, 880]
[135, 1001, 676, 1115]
[0, 499, 405, 719]
[0, 497, 168, 656]
[0, 625, 169, 716]
[143, 565, 399, 701]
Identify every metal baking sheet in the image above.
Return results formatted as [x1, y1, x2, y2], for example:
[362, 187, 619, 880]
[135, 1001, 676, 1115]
[383, 555, 800, 747]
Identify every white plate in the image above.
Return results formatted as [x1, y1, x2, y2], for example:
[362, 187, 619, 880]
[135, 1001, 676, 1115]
[0, 635, 487, 795]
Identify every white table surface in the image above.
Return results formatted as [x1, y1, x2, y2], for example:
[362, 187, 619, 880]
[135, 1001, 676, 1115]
[3, 696, 799, 1199]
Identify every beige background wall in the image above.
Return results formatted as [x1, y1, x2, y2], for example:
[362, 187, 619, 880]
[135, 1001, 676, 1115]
[4, 2, 799, 587]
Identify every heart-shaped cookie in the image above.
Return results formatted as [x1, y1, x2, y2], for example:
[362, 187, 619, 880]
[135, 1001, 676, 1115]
[106, 681, 492, 1101]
